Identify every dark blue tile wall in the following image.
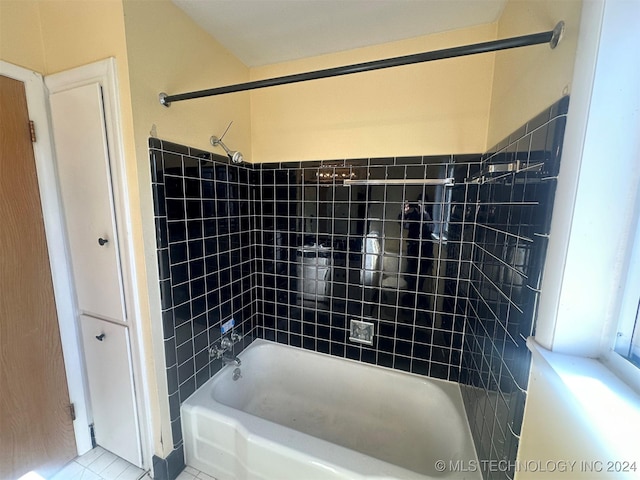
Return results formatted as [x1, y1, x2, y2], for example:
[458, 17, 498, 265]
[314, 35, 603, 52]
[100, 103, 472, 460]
[253, 156, 481, 380]
[149, 96, 567, 480]
[149, 138, 257, 477]
[459, 96, 569, 480]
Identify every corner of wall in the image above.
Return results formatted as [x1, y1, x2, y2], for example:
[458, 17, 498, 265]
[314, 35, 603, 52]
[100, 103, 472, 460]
[121, 0, 253, 458]
[481, 20, 500, 153]
[486, 0, 582, 148]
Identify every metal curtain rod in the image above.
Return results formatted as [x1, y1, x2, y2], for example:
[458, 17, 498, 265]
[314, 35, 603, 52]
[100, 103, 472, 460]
[159, 21, 564, 107]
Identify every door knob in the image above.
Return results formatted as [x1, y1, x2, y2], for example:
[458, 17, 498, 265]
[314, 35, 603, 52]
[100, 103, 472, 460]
[98, 237, 109, 246]
[95, 333, 106, 341]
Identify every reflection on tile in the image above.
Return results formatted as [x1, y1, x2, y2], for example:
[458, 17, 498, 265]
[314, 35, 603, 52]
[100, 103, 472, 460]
[255, 155, 483, 382]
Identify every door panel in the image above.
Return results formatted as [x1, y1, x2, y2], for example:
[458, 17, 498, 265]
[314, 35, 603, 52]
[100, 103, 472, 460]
[79, 315, 141, 466]
[49, 84, 126, 323]
[49, 75, 143, 468]
[0, 74, 76, 479]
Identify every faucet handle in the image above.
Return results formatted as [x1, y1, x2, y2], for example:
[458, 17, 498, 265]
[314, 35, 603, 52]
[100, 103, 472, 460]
[230, 332, 242, 343]
[209, 344, 225, 359]
[220, 337, 234, 350]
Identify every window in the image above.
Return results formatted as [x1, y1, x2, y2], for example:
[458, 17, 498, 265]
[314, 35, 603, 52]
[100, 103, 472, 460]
[627, 303, 640, 367]
[614, 213, 640, 368]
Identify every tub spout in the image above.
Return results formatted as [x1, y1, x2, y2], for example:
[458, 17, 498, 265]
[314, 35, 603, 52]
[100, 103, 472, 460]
[222, 353, 241, 366]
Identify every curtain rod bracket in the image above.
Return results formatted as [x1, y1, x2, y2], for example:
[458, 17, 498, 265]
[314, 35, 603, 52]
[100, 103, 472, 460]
[158, 21, 566, 106]
[550, 21, 565, 49]
[159, 92, 171, 108]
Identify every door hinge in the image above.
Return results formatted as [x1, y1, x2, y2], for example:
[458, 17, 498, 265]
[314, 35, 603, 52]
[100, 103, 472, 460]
[29, 120, 36, 142]
[69, 403, 76, 421]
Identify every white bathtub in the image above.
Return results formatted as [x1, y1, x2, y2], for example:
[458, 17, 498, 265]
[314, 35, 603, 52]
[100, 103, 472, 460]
[182, 339, 480, 480]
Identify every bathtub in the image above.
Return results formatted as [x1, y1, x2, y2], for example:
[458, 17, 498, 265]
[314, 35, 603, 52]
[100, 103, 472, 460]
[182, 339, 480, 480]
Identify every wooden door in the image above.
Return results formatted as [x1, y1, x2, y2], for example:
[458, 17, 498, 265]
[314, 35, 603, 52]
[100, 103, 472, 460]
[0, 75, 76, 479]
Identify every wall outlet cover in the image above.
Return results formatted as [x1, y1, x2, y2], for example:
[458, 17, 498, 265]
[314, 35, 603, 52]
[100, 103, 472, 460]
[350, 319, 374, 345]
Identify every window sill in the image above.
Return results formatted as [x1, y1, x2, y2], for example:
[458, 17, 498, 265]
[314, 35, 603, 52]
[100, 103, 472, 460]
[527, 337, 640, 463]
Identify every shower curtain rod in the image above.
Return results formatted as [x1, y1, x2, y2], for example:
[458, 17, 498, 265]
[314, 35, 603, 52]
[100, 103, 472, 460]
[159, 21, 564, 107]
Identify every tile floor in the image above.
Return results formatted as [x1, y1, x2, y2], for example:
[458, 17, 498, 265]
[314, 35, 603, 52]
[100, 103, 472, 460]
[49, 447, 147, 480]
[48, 447, 216, 480]
[174, 466, 216, 480]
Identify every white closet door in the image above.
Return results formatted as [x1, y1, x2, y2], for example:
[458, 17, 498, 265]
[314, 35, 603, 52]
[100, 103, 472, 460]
[80, 315, 141, 466]
[49, 83, 125, 322]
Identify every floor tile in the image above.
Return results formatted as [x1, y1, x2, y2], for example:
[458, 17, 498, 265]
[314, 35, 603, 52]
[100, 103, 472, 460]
[75, 447, 106, 467]
[175, 471, 197, 480]
[78, 469, 101, 480]
[100, 457, 130, 480]
[51, 462, 84, 480]
[86, 450, 117, 475]
[195, 472, 217, 480]
[115, 464, 146, 480]
[48, 447, 146, 480]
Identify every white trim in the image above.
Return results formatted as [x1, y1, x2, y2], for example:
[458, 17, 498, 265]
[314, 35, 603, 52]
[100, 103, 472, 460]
[527, 337, 640, 463]
[45, 59, 152, 469]
[532, 0, 640, 410]
[534, 0, 605, 355]
[536, 0, 640, 359]
[0, 61, 93, 454]
[614, 207, 640, 358]
[601, 351, 640, 398]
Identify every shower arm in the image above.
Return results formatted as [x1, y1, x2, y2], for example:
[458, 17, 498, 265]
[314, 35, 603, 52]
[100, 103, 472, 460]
[159, 21, 564, 107]
[210, 135, 244, 164]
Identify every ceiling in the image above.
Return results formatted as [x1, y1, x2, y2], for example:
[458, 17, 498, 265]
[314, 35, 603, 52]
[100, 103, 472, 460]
[172, 0, 507, 67]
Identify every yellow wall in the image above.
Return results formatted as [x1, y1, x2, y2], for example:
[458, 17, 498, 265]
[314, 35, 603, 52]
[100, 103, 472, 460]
[0, 0, 46, 72]
[121, 0, 252, 457]
[34, 1, 138, 262]
[249, 24, 497, 163]
[487, 0, 582, 148]
[1, 0, 251, 462]
[122, 0, 251, 161]
[0, 0, 169, 460]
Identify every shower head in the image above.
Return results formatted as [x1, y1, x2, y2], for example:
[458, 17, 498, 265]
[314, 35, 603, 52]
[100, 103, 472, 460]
[210, 135, 244, 164]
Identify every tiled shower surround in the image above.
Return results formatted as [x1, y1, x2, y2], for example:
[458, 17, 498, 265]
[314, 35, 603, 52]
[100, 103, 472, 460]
[254, 155, 480, 380]
[149, 139, 256, 478]
[460, 96, 568, 480]
[149, 97, 568, 480]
